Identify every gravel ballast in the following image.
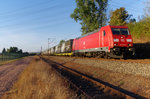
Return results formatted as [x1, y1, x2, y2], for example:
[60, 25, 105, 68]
[49, 56, 150, 78]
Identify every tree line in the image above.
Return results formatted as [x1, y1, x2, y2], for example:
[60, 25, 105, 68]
[2, 47, 25, 54]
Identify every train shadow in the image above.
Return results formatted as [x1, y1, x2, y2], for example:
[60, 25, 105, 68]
[133, 43, 150, 59]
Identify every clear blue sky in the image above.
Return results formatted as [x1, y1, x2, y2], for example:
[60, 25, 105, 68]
[0, 0, 148, 52]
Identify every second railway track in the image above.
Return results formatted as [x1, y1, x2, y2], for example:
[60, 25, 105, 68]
[41, 57, 147, 99]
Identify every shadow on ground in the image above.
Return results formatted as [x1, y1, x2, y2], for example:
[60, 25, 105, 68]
[134, 43, 150, 59]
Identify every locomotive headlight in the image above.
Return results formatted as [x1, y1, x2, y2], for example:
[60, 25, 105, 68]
[114, 43, 118, 46]
[128, 48, 134, 51]
[127, 39, 132, 42]
[113, 47, 120, 51]
[128, 44, 132, 46]
[114, 39, 119, 42]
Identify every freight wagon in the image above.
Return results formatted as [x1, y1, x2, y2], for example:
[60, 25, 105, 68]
[55, 39, 73, 56]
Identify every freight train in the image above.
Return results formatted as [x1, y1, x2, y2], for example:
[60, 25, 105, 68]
[43, 25, 135, 59]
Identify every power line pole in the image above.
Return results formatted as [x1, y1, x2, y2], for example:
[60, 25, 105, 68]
[48, 38, 50, 56]
[48, 38, 56, 56]
[41, 46, 42, 55]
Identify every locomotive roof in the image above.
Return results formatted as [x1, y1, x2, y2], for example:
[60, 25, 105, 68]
[75, 25, 129, 39]
[109, 25, 128, 28]
[76, 28, 100, 39]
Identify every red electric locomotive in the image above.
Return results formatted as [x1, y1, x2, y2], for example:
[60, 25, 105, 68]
[72, 25, 135, 58]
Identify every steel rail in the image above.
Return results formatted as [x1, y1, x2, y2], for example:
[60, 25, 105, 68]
[42, 57, 147, 99]
[40, 56, 92, 99]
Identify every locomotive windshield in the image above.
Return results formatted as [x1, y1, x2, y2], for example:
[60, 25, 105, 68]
[111, 28, 129, 35]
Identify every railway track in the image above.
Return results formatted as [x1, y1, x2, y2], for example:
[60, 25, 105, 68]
[41, 57, 147, 99]
[59, 56, 150, 64]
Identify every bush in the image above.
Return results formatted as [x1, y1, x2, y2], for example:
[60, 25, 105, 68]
[127, 17, 150, 43]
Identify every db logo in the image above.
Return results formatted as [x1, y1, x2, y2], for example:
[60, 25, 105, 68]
[121, 39, 125, 42]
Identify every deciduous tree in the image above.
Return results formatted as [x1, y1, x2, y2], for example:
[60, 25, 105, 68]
[6, 47, 20, 53]
[109, 7, 129, 26]
[2, 48, 6, 54]
[71, 0, 108, 35]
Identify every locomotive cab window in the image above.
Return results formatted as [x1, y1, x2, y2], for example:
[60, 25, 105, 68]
[103, 31, 106, 36]
[111, 28, 129, 35]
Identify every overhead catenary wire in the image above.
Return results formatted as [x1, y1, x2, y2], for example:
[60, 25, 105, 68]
[0, 3, 71, 23]
[0, 0, 56, 16]
[0, 2, 74, 32]
[0, 0, 145, 35]
[109, 3, 144, 14]
[0, 7, 72, 28]
[109, 2, 143, 19]
[0, 0, 73, 29]
[0, 0, 144, 26]
[0, 0, 143, 23]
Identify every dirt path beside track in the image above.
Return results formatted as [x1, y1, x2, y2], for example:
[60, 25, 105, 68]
[0, 57, 32, 98]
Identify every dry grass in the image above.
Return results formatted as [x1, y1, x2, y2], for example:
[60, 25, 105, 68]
[2, 57, 77, 99]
